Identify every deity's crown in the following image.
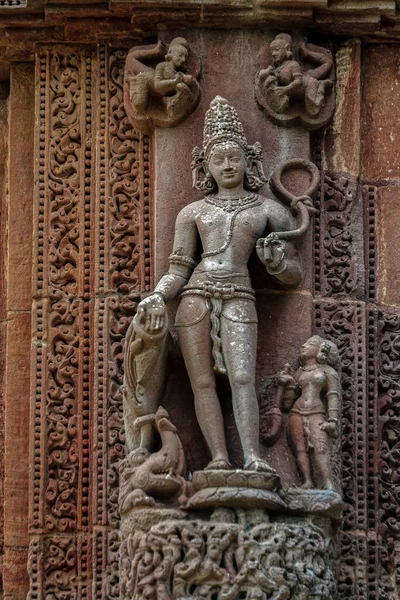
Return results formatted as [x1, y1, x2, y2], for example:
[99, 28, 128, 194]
[203, 96, 248, 158]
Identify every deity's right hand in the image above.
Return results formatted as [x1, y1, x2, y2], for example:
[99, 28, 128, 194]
[137, 293, 166, 333]
[278, 363, 296, 388]
[259, 66, 274, 78]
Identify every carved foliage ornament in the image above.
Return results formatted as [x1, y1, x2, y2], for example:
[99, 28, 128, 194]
[120, 518, 335, 600]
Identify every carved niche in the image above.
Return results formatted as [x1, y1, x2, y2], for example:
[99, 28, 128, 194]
[118, 95, 341, 599]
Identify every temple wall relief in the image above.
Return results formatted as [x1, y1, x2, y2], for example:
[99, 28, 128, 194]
[5, 27, 396, 600]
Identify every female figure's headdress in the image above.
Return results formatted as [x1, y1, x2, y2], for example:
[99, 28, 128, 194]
[192, 96, 267, 194]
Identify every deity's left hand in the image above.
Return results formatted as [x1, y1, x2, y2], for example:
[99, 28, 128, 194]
[319, 420, 339, 439]
[136, 294, 166, 334]
[256, 234, 286, 270]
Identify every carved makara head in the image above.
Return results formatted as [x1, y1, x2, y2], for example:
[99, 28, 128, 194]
[192, 96, 267, 194]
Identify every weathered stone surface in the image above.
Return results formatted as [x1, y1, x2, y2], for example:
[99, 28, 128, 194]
[324, 39, 361, 177]
[1, 64, 33, 600]
[375, 186, 400, 306]
[120, 514, 337, 600]
[0, 10, 396, 600]
[3, 547, 29, 600]
[361, 45, 400, 181]
[0, 91, 7, 324]
[3, 312, 30, 549]
[7, 63, 34, 312]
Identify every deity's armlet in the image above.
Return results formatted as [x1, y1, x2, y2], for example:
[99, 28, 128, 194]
[325, 367, 341, 421]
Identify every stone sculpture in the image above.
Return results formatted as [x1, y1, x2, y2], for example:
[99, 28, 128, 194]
[119, 96, 341, 600]
[131, 96, 317, 477]
[119, 406, 187, 513]
[124, 37, 201, 132]
[265, 335, 341, 492]
[255, 34, 334, 129]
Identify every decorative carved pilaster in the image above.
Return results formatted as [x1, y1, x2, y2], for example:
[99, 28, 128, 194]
[363, 185, 377, 304]
[315, 300, 368, 598]
[377, 312, 400, 536]
[120, 515, 336, 600]
[29, 47, 94, 598]
[90, 44, 153, 600]
[316, 174, 358, 298]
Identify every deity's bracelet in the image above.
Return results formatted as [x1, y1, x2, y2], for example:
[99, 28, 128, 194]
[149, 291, 167, 304]
[267, 258, 288, 276]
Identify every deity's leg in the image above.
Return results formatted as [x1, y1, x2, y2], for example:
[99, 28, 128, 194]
[309, 415, 333, 489]
[177, 298, 230, 469]
[220, 313, 272, 472]
[288, 413, 313, 488]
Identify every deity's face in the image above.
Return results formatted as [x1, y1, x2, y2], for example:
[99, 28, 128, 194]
[300, 336, 321, 362]
[207, 144, 246, 191]
[270, 41, 290, 66]
[167, 46, 188, 69]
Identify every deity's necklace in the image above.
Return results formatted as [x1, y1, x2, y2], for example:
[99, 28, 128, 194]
[202, 193, 262, 258]
[300, 364, 319, 371]
[205, 193, 257, 213]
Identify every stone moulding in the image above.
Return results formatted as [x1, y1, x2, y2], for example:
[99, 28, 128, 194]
[0, 0, 26, 6]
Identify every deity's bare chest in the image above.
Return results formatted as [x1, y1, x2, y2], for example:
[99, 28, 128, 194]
[277, 63, 295, 86]
[195, 204, 265, 248]
[297, 369, 327, 389]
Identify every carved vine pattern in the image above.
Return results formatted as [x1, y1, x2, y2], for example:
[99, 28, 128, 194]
[377, 313, 400, 541]
[46, 53, 82, 533]
[120, 520, 335, 600]
[320, 174, 357, 297]
[109, 49, 143, 295]
[108, 296, 138, 527]
[316, 301, 359, 530]
[44, 537, 78, 600]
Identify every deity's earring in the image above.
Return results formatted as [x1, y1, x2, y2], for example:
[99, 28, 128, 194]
[317, 344, 329, 364]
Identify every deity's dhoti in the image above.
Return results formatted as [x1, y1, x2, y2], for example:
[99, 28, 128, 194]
[175, 274, 257, 375]
[289, 409, 329, 454]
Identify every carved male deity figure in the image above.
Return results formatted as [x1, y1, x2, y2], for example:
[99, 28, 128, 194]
[276, 336, 341, 489]
[259, 33, 333, 117]
[135, 96, 306, 473]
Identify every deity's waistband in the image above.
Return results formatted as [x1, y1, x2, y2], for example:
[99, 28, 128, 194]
[181, 281, 255, 302]
[290, 408, 325, 417]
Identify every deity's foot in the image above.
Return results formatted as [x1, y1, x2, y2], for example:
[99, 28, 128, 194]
[205, 457, 232, 470]
[300, 481, 314, 490]
[244, 457, 276, 474]
[322, 480, 335, 490]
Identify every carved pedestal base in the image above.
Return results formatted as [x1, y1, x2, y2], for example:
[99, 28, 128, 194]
[187, 469, 285, 510]
[281, 487, 342, 518]
[120, 507, 336, 600]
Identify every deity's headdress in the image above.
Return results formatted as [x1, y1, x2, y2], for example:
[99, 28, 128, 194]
[192, 96, 267, 195]
[270, 33, 293, 59]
